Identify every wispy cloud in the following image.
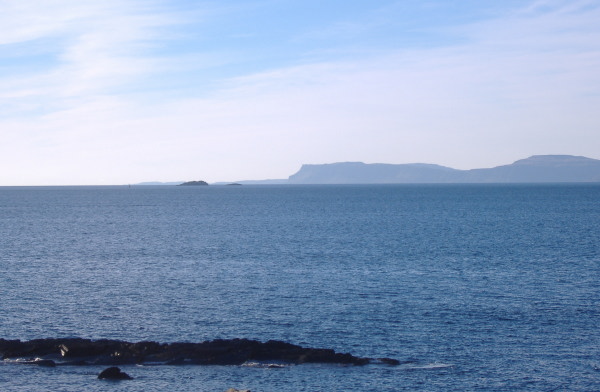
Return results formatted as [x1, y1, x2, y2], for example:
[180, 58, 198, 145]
[0, 1, 182, 112]
[185, 0, 600, 168]
[1, 0, 599, 184]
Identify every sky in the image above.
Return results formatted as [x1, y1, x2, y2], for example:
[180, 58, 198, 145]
[1, 0, 599, 185]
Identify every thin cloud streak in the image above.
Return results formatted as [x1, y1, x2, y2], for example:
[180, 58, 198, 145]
[0, 1, 180, 109]
[155, 0, 600, 174]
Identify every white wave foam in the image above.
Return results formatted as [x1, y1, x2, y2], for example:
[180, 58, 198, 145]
[405, 362, 454, 370]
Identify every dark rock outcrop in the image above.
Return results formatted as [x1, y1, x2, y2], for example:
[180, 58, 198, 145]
[98, 366, 133, 380]
[0, 338, 380, 366]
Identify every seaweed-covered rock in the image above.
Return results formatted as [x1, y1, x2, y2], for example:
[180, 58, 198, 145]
[1, 338, 382, 366]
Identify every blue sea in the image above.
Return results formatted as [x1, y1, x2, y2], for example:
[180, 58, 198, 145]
[1, 184, 599, 391]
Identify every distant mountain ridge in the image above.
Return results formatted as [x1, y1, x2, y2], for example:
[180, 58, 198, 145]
[286, 155, 600, 184]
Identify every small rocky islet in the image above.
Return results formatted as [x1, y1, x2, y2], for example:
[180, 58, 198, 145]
[178, 180, 209, 186]
[1, 337, 399, 367]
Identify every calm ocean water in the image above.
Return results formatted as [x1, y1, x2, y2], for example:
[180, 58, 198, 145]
[1, 184, 599, 391]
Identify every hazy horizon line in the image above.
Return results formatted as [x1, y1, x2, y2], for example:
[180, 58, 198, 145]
[2, 154, 598, 186]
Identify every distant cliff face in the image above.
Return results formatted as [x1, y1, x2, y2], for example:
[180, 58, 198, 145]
[288, 162, 461, 184]
[462, 155, 600, 183]
[287, 155, 600, 184]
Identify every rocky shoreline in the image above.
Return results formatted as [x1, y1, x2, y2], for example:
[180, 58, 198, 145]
[1, 338, 399, 367]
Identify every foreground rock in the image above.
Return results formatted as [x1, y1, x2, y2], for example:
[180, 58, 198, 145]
[98, 366, 133, 380]
[0, 338, 387, 366]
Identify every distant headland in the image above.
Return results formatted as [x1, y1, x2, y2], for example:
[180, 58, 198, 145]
[284, 155, 600, 184]
[139, 155, 600, 185]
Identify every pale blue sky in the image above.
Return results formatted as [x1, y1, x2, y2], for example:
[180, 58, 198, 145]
[1, 0, 599, 184]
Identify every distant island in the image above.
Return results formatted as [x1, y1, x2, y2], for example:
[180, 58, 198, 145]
[284, 155, 600, 184]
[140, 155, 600, 185]
[222, 155, 599, 184]
[178, 180, 209, 186]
